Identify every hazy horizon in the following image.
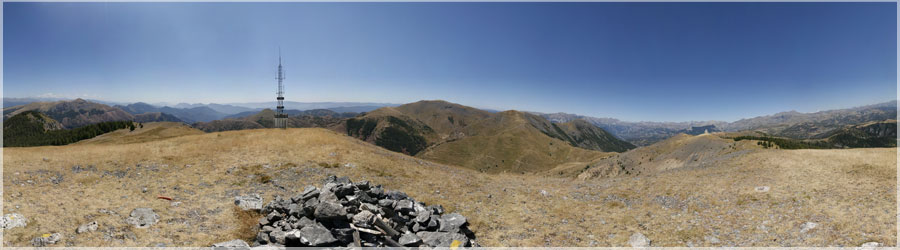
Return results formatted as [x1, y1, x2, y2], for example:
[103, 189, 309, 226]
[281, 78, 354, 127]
[4, 95, 895, 124]
[4, 2, 897, 122]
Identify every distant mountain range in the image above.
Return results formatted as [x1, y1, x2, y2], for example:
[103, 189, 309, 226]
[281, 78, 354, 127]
[3, 97, 395, 125]
[3, 99, 160, 128]
[537, 100, 897, 146]
[5, 97, 895, 149]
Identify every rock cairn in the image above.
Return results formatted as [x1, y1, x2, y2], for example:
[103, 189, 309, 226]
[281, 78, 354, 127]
[249, 175, 476, 248]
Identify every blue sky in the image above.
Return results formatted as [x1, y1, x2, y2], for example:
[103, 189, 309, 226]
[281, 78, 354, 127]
[3, 2, 896, 122]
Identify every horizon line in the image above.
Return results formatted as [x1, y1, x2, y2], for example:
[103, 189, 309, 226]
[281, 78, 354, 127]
[3, 96, 896, 124]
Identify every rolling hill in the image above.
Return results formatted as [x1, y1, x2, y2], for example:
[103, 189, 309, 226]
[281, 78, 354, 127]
[3, 110, 135, 147]
[339, 100, 631, 173]
[192, 109, 351, 132]
[116, 102, 223, 123]
[820, 119, 897, 148]
[3, 99, 173, 128]
[75, 122, 204, 145]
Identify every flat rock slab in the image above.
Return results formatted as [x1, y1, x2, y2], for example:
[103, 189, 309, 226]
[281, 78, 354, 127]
[298, 223, 337, 246]
[1, 213, 27, 230]
[235, 194, 264, 211]
[629, 232, 651, 247]
[76, 221, 99, 234]
[31, 232, 62, 247]
[212, 239, 251, 250]
[125, 208, 160, 229]
[416, 231, 468, 247]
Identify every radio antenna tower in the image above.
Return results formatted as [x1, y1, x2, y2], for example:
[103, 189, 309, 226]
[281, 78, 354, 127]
[274, 48, 288, 129]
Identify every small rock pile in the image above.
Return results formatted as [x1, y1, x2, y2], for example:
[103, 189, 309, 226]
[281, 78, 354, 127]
[244, 176, 477, 248]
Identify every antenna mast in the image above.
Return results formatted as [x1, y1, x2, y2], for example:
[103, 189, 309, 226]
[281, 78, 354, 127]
[274, 48, 288, 129]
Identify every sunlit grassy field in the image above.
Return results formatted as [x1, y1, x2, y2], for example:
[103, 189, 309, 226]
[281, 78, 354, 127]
[2, 125, 895, 247]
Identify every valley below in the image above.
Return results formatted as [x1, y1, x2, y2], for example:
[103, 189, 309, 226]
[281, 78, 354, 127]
[2, 126, 895, 247]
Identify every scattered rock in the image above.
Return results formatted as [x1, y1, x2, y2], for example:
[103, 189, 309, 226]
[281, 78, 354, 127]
[398, 232, 422, 246]
[297, 223, 337, 246]
[244, 175, 476, 247]
[540, 190, 550, 196]
[417, 231, 468, 247]
[1, 213, 27, 230]
[628, 232, 651, 247]
[313, 201, 346, 220]
[31, 232, 62, 247]
[438, 213, 467, 233]
[799, 222, 818, 233]
[125, 208, 160, 228]
[76, 221, 99, 234]
[212, 239, 251, 250]
[235, 194, 264, 211]
[861, 242, 883, 248]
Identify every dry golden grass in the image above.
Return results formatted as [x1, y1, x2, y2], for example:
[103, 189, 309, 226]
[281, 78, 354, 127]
[75, 122, 203, 145]
[2, 128, 895, 247]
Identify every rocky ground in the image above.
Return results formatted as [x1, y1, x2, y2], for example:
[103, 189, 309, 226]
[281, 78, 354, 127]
[2, 128, 896, 247]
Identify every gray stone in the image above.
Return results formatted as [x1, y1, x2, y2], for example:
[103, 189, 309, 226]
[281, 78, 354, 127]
[360, 203, 379, 213]
[266, 211, 282, 222]
[125, 208, 160, 228]
[294, 185, 319, 202]
[861, 242, 883, 248]
[269, 230, 287, 245]
[352, 210, 375, 227]
[416, 210, 432, 223]
[235, 194, 264, 211]
[335, 184, 355, 198]
[354, 180, 370, 190]
[395, 200, 414, 213]
[257, 231, 270, 244]
[31, 232, 62, 247]
[319, 191, 339, 203]
[298, 223, 338, 246]
[438, 213, 467, 233]
[378, 199, 395, 208]
[250, 245, 286, 250]
[283, 229, 302, 244]
[76, 221, 98, 234]
[356, 191, 376, 203]
[427, 204, 445, 215]
[399, 232, 422, 246]
[416, 231, 468, 247]
[294, 216, 316, 230]
[212, 239, 250, 250]
[628, 232, 651, 247]
[314, 201, 347, 220]
[800, 222, 818, 233]
[387, 191, 408, 200]
[368, 187, 385, 198]
[1, 213, 27, 230]
[288, 204, 302, 217]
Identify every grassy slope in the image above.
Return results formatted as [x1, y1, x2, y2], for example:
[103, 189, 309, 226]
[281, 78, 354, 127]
[75, 122, 204, 145]
[418, 110, 612, 173]
[3, 128, 895, 247]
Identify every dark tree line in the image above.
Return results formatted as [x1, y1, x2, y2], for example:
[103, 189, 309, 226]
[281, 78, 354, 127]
[732, 136, 831, 149]
[4, 111, 135, 147]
